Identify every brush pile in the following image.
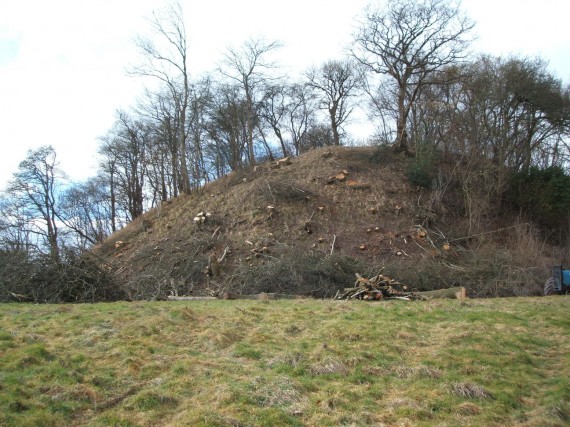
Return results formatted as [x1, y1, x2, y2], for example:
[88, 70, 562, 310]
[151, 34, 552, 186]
[334, 270, 424, 301]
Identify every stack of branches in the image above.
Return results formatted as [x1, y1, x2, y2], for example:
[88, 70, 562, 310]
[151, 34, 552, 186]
[334, 270, 424, 301]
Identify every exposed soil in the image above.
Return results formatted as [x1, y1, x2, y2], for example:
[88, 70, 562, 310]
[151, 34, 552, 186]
[93, 145, 560, 299]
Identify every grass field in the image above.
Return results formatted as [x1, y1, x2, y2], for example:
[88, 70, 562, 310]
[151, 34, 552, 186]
[0, 297, 568, 426]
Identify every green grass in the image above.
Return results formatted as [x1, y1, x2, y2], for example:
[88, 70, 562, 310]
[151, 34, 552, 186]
[0, 297, 568, 426]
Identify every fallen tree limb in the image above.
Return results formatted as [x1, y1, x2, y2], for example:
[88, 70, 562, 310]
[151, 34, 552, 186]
[10, 292, 33, 302]
[222, 292, 304, 300]
[416, 287, 466, 300]
[327, 234, 337, 258]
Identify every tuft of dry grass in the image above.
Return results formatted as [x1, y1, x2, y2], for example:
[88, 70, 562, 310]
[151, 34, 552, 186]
[308, 357, 350, 376]
[395, 365, 442, 379]
[456, 401, 482, 416]
[450, 382, 494, 400]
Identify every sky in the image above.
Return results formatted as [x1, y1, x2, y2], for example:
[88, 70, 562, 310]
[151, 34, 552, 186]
[1, 0, 569, 189]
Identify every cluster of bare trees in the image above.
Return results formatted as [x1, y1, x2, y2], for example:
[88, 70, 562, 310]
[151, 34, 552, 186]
[89, 2, 364, 224]
[0, 0, 568, 301]
[0, 146, 115, 257]
[406, 55, 570, 229]
[93, 0, 566, 234]
[0, 147, 119, 302]
[2, 0, 569, 253]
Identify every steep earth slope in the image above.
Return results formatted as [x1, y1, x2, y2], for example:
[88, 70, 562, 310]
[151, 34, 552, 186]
[94, 146, 556, 299]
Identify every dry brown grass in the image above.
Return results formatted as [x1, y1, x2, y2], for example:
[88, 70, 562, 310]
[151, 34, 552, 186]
[450, 382, 495, 400]
[93, 145, 569, 300]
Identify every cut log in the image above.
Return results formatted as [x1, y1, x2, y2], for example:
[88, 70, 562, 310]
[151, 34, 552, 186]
[167, 296, 218, 301]
[10, 292, 33, 302]
[326, 172, 347, 184]
[416, 286, 466, 300]
[223, 292, 303, 300]
[346, 180, 370, 190]
[206, 254, 222, 278]
[276, 157, 292, 167]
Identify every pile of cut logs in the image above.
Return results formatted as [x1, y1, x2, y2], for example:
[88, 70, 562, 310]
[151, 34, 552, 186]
[334, 271, 467, 301]
[334, 271, 421, 301]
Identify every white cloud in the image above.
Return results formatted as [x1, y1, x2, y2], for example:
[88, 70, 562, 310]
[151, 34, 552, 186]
[463, 0, 570, 80]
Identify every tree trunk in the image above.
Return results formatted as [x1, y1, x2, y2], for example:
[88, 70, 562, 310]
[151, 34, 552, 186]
[257, 124, 275, 161]
[179, 129, 191, 194]
[416, 287, 467, 299]
[171, 145, 179, 198]
[178, 71, 191, 194]
[273, 126, 288, 157]
[109, 168, 116, 233]
[246, 89, 256, 167]
[396, 85, 409, 152]
[193, 131, 205, 185]
[330, 106, 340, 146]
[47, 219, 59, 262]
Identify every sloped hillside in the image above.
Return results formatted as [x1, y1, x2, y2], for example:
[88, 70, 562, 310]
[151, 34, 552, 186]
[94, 146, 563, 299]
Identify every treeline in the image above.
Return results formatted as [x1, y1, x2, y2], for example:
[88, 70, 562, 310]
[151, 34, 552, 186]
[1, 0, 569, 302]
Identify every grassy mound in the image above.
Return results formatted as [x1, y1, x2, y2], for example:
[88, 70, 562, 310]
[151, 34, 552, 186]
[92, 146, 569, 300]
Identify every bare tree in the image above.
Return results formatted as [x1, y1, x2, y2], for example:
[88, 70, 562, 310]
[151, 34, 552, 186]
[130, 1, 192, 194]
[458, 56, 569, 193]
[287, 83, 317, 155]
[259, 82, 290, 157]
[219, 37, 283, 166]
[187, 77, 213, 185]
[301, 123, 335, 152]
[406, 55, 570, 232]
[305, 59, 361, 146]
[99, 111, 148, 221]
[352, 0, 474, 153]
[0, 195, 35, 253]
[136, 88, 181, 200]
[59, 176, 115, 249]
[206, 83, 249, 172]
[97, 146, 119, 233]
[6, 146, 64, 261]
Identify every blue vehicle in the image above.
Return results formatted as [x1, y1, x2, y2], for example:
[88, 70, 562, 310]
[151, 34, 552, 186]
[544, 265, 570, 295]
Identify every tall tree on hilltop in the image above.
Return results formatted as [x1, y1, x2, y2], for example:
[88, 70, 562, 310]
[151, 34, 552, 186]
[259, 82, 290, 157]
[130, 1, 192, 194]
[99, 111, 148, 221]
[219, 37, 283, 167]
[305, 59, 362, 146]
[352, 0, 474, 153]
[287, 83, 317, 156]
[136, 88, 181, 201]
[206, 83, 249, 173]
